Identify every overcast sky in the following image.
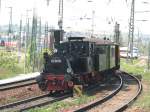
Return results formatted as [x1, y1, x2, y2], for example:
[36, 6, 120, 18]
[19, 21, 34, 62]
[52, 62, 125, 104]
[0, 0, 150, 34]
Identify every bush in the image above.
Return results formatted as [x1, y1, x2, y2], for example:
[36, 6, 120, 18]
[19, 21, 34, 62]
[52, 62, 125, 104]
[0, 51, 18, 71]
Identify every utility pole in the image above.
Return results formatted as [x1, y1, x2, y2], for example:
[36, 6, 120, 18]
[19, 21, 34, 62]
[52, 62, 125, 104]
[44, 22, 48, 49]
[91, 10, 95, 38]
[148, 40, 150, 70]
[37, 17, 42, 71]
[88, 0, 95, 38]
[127, 0, 135, 63]
[0, 0, 1, 12]
[58, 0, 63, 30]
[46, 0, 50, 6]
[24, 9, 31, 73]
[26, 10, 31, 47]
[8, 7, 13, 46]
[58, 0, 63, 41]
[0, 0, 1, 32]
[44, 0, 50, 49]
[114, 22, 120, 44]
[31, 8, 37, 72]
[38, 17, 41, 51]
[18, 15, 22, 62]
[137, 28, 140, 48]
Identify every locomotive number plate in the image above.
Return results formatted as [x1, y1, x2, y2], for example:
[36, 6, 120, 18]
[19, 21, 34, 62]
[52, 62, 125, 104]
[51, 59, 62, 63]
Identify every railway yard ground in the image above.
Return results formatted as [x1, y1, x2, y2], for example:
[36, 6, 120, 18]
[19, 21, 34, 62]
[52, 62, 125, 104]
[0, 57, 150, 112]
[120, 57, 150, 112]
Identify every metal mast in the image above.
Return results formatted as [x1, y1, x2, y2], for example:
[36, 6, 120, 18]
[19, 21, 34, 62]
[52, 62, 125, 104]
[57, 0, 64, 42]
[0, 0, 1, 12]
[58, 0, 63, 30]
[8, 7, 13, 42]
[127, 0, 135, 63]
[26, 10, 31, 47]
[18, 15, 22, 62]
[91, 10, 95, 38]
[44, 22, 48, 49]
[46, 0, 50, 6]
[31, 8, 37, 72]
[114, 22, 120, 44]
[44, 0, 49, 49]
[0, 0, 1, 32]
[148, 40, 150, 70]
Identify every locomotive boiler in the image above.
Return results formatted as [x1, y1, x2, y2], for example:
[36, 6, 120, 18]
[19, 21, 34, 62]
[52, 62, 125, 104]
[36, 30, 120, 93]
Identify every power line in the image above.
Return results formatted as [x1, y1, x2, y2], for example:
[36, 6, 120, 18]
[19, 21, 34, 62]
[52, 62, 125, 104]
[135, 10, 150, 13]
[107, 0, 128, 5]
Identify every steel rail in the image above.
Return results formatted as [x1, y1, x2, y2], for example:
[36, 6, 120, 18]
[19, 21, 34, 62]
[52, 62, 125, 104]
[74, 72, 123, 112]
[0, 79, 37, 91]
[21, 93, 72, 111]
[114, 71, 142, 112]
[0, 93, 49, 110]
[0, 77, 35, 87]
[0, 93, 72, 111]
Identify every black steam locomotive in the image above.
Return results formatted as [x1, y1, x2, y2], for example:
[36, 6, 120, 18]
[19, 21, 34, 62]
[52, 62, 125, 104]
[36, 30, 120, 92]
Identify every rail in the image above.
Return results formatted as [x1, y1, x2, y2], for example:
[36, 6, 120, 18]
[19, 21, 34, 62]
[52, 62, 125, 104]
[74, 72, 123, 112]
[0, 78, 36, 91]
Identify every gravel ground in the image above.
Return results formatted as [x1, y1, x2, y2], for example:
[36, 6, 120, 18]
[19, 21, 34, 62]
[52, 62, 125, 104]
[61, 78, 120, 112]
[88, 74, 139, 112]
[0, 84, 46, 105]
[124, 81, 150, 112]
[125, 106, 148, 112]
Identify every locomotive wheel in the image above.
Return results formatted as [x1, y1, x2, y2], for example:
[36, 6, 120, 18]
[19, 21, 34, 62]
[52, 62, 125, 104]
[39, 82, 47, 91]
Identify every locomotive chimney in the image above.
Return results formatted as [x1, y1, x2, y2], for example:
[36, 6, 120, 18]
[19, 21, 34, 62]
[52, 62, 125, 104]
[49, 29, 63, 49]
[54, 30, 63, 48]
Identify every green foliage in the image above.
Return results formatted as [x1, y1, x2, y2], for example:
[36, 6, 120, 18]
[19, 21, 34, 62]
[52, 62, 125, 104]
[26, 38, 54, 72]
[0, 51, 24, 79]
[0, 51, 18, 71]
[120, 58, 148, 80]
[42, 48, 53, 56]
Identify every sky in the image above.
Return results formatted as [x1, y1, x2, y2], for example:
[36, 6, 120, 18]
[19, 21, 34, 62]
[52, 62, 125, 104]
[0, 0, 150, 34]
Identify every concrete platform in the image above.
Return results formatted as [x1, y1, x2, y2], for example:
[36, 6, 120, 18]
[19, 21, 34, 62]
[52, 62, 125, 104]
[0, 72, 40, 85]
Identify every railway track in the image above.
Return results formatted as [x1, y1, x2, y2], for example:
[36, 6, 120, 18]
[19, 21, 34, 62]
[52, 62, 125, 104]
[0, 78, 37, 91]
[0, 71, 142, 111]
[0, 92, 72, 111]
[73, 71, 142, 112]
[72, 71, 123, 112]
[0, 78, 71, 111]
[0, 72, 122, 111]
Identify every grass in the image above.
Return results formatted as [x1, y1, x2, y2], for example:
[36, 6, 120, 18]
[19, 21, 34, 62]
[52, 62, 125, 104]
[120, 58, 150, 111]
[28, 95, 96, 112]
[0, 63, 24, 80]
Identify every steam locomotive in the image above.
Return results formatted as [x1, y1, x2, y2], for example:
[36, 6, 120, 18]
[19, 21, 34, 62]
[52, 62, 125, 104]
[36, 30, 120, 92]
